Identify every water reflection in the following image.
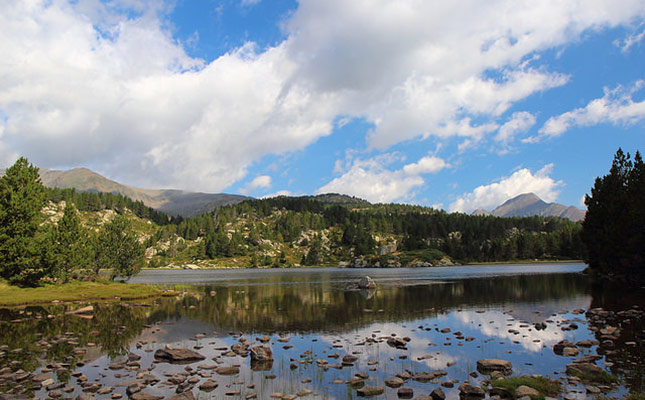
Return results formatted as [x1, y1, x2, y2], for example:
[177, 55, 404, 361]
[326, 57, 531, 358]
[2, 264, 641, 399]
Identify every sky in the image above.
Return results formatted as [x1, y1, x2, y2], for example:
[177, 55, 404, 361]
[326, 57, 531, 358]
[1, 0, 644, 213]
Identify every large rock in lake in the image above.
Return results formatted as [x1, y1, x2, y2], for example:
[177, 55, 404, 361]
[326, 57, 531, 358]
[358, 276, 376, 289]
[153, 347, 206, 364]
[476, 359, 512, 375]
[250, 346, 273, 361]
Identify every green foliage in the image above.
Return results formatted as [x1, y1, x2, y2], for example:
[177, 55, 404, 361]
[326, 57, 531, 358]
[492, 376, 561, 400]
[583, 148, 645, 283]
[95, 215, 145, 280]
[41, 203, 95, 282]
[568, 369, 618, 384]
[0, 157, 48, 286]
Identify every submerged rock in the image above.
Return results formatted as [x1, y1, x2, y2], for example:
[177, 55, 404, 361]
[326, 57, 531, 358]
[356, 386, 384, 397]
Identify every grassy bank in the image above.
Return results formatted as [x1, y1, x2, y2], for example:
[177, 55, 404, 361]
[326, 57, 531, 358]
[464, 259, 584, 266]
[0, 280, 175, 307]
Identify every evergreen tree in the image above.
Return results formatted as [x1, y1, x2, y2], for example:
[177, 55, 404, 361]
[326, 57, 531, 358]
[582, 148, 644, 283]
[95, 215, 144, 280]
[0, 157, 48, 286]
[42, 203, 94, 282]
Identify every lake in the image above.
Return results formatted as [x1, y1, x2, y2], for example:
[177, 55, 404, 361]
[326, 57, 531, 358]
[1, 263, 643, 399]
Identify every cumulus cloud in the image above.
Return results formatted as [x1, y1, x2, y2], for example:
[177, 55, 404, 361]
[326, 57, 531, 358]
[403, 156, 449, 175]
[240, 175, 272, 194]
[449, 164, 563, 213]
[317, 153, 447, 203]
[496, 111, 536, 143]
[532, 81, 645, 141]
[0, 1, 644, 192]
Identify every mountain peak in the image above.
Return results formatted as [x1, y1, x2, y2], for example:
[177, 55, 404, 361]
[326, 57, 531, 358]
[489, 193, 584, 221]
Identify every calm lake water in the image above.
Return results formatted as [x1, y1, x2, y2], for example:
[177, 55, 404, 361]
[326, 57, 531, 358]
[1, 263, 644, 399]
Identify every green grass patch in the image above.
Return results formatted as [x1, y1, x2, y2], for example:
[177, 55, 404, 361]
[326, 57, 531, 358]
[626, 393, 645, 400]
[568, 369, 618, 384]
[492, 376, 561, 400]
[0, 279, 174, 306]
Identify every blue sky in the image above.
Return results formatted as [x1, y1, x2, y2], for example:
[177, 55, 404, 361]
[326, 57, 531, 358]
[0, 1, 644, 212]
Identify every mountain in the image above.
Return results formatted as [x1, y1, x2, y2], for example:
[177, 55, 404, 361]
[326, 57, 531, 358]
[37, 168, 251, 217]
[477, 193, 585, 221]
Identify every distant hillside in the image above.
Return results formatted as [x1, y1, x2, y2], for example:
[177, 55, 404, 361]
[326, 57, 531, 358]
[38, 168, 251, 217]
[308, 193, 370, 205]
[474, 193, 585, 221]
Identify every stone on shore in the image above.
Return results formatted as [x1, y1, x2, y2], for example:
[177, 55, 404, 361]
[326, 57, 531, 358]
[358, 276, 377, 289]
[476, 359, 512, 375]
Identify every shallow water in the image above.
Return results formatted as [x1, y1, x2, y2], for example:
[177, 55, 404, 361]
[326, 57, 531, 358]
[1, 263, 643, 399]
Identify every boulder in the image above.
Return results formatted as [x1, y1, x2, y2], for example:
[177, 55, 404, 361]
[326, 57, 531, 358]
[384, 377, 405, 388]
[387, 337, 408, 349]
[153, 347, 206, 364]
[358, 276, 376, 289]
[250, 346, 273, 361]
[476, 359, 512, 375]
[215, 366, 240, 375]
[129, 393, 164, 400]
[515, 385, 540, 398]
[553, 340, 575, 355]
[167, 392, 195, 400]
[565, 363, 608, 381]
[397, 387, 413, 398]
[430, 387, 446, 400]
[458, 384, 485, 398]
[356, 386, 384, 397]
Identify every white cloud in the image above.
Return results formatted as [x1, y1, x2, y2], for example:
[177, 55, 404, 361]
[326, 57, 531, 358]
[615, 24, 645, 52]
[533, 81, 645, 140]
[262, 190, 293, 198]
[403, 156, 448, 175]
[0, 1, 644, 192]
[449, 164, 563, 213]
[496, 111, 536, 143]
[317, 153, 447, 203]
[240, 174, 272, 195]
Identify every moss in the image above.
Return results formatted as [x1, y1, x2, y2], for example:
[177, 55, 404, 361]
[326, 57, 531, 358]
[0, 279, 175, 306]
[492, 376, 561, 400]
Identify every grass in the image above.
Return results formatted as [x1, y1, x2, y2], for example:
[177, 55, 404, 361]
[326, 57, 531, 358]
[626, 394, 645, 400]
[568, 369, 619, 384]
[0, 279, 175, 306]
[492, 376, 561, 400]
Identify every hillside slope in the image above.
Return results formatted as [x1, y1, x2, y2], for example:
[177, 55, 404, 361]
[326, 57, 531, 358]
[488, 193, 585, 221]
[38, 168, 250, 217]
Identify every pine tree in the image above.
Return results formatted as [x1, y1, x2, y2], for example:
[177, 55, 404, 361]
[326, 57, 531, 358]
[0, 157, 48, 286]
[95, 215, 144, 280]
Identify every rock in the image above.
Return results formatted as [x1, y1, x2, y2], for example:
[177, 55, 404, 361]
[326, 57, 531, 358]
[476, 359, 512, 375]
[342, 355, 358, 365]
[488, 387, 512, 399]
[515, 385, 540, 398]
[130, 393, 164, 400]
[565, 363, 609, 381]
[562, 347, 579, 357]
[430, 387, 446, 400]
[384, 377, 405, 388]
[397, 387, 413, 398]
[358, 276, 376, 289]
[250, 346, 273, 361]
[66, 306, 94, 316]
[553, 340, 575, 355]
[199, 379, 218, 392]
[167, 392, 195, 400]
[215, 366, 240, 375]
[458, 384, 485, 398]
[387, 337, 408, 349]
[154, 348, 205, 364]
[378, 244, 397, 256]
[296, 389, 313, 397]
[576, 340, 598, 347]
[356, 386, 384, 397]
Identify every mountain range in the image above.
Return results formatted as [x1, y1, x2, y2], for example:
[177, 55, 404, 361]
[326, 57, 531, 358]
[471, 193, 585, 221]
[19, 167, 584, 221]
[38, 168, 250, 217]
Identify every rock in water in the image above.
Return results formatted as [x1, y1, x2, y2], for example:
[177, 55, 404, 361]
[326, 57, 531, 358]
[476, 359, 513, 375]
[167, 392, 195, 400]
[358, 276, 377, 289]
[356, 386, 384, 397]
[250, 346, 273, 361]
[458, 384, 485, 398]
[430, 388, 446, 400]
[153, 348, 206, 364]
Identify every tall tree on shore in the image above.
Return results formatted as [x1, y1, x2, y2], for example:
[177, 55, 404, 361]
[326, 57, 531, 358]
[95, 215, 144, 280]
[582, 148, 645, 283]
[0, 157, 48, 286]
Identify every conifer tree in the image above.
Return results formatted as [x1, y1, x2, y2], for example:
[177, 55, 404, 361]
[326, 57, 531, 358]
[0, 157, 47, 286]
[95, 215, 144, 280]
